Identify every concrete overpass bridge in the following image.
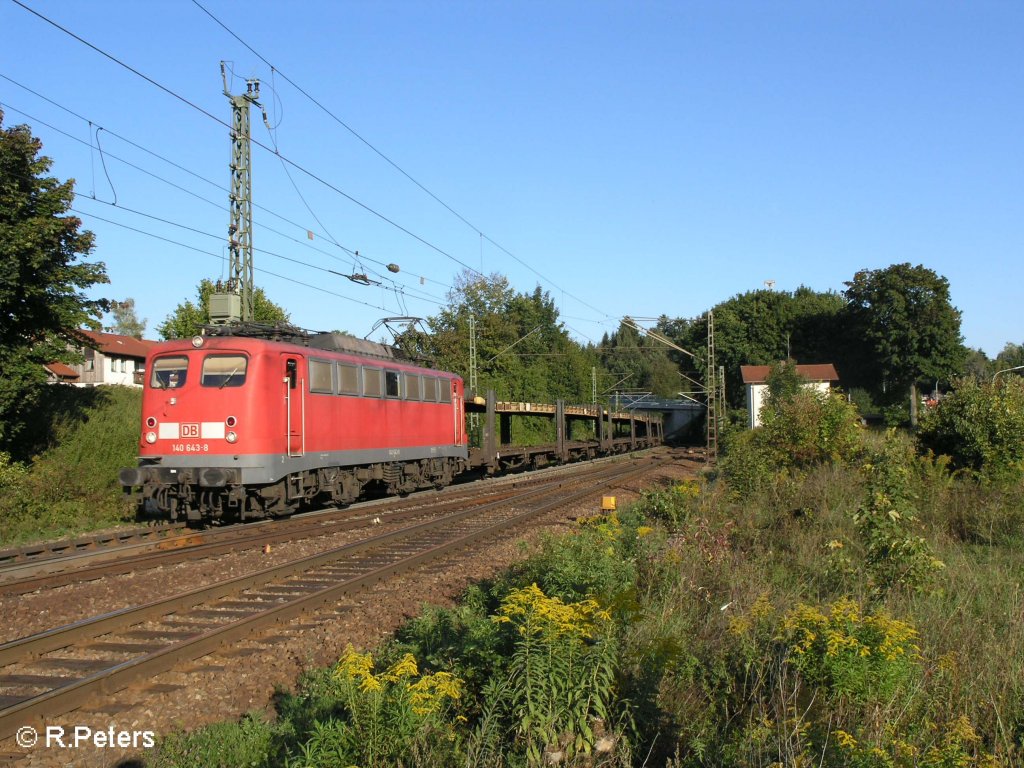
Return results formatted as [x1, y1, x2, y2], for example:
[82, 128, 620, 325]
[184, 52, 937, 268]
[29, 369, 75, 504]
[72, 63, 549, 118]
[612, 393, 706, 444]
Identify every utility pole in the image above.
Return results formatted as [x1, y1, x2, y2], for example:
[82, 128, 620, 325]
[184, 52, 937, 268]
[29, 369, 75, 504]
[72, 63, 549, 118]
[211, 63, 261, 325]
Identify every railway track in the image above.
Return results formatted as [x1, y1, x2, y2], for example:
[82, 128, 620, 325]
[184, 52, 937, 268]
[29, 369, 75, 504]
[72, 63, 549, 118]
[0, 453, 656, 596]
[0, 453, 667, 740]
[0, 524, 187, 573]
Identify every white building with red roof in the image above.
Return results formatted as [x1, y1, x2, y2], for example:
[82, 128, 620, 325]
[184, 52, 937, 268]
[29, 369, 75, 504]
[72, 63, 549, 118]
[43, 361, 81, 384]
[740, 363, 840, 429]
[71, 330, 158, 387]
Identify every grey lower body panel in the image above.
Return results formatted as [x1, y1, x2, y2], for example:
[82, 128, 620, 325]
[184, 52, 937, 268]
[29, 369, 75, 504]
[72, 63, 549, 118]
[122, 444, 469, 487]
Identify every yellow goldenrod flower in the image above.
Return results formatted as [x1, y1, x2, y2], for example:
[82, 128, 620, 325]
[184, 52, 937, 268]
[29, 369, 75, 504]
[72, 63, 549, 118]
[383, 653, 419, 682]
[835, 730, 857, 750]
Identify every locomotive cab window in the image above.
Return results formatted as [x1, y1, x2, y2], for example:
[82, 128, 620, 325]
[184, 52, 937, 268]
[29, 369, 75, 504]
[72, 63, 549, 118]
[151, 356, 189, 389]
[384, 370, 400, 398]
[309, 359, 333, 394]
[201, 354, 247, 388]
[439, 378, 453, 403]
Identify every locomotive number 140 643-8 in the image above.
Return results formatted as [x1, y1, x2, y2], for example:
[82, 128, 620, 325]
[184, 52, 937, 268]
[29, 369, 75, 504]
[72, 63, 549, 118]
[171, 443, 209, 453]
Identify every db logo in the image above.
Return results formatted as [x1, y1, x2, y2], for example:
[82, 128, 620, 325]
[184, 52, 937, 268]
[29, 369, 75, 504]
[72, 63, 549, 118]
[181, 423, 200, 438]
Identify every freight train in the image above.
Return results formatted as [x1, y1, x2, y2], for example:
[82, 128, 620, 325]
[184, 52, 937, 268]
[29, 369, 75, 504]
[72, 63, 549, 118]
[119, 326, 662, 523]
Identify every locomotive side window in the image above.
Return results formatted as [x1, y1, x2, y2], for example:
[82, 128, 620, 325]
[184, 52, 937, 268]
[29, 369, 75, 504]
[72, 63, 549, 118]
[339, 363, 359, 395]
[403, 373, 421, 401]
[384, 370, 400, 398]
[363, 367, 382, 397]
[422, 376, 438, 402]
[151, 356, 189, 388]
[201, 354, 247, 388]
[439, 378, 453, 403]
[309, 359, 333, 394]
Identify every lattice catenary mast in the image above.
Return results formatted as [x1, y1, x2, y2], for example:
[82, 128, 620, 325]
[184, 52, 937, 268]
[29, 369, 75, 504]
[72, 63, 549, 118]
[706, 310, 719, 459]
[210, 62, 261, 325]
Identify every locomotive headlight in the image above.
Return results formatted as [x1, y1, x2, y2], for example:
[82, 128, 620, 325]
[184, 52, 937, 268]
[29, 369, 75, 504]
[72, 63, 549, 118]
[226, 431, 238, 444]
[145, 431, 157, 444]
[191, 335, 204, 348]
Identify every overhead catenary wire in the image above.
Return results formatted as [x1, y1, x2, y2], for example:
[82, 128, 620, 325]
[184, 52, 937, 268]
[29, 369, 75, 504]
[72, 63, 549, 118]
[70, 206, 430, 318]
[620, 317, 695, 359]
[0, 91, 454, 297]
[8, 3, 628, 340]
[72, 196, 447, 307]
[189, 0, 616, 325]
[4, 93, 619, 340]
[0, 100, 358, 277]
[10, 0, 482, 279]
[2, 70, 431, 283]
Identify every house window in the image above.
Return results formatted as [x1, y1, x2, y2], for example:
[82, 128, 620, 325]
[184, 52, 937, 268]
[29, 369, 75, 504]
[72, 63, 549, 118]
[110, 357, 116, 373]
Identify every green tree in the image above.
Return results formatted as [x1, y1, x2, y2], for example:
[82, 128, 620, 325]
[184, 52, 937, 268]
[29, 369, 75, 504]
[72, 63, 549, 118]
[765, 359, 804, 403]
[0, 110, 109, 451]
[156, 279, 290, 339]
[427, 271, 595, 405]
[662, 287, 846, 409]
[993, 342, 1024, 374]
[917, 376, 1024, 482]
[843, 263, 965, 425]
[960, 347, 991, 382]
[108, 298, 146, 339]
[599, 318, 679, 399]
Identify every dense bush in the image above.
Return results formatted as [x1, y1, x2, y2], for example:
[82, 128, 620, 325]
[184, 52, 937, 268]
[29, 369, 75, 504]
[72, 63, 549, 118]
[758, 387, 862, 466]
[148, 511, 649, 767]
[0, 385, 139, 543]
[855, 437, 945, 599]
[149, 438, 1023, 767]
[719, 378, 862, 497]
[917, 376, 1024, 482]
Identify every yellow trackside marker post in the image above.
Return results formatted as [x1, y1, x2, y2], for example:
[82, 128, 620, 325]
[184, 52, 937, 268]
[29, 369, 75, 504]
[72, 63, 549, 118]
[601, 496, 616, 511]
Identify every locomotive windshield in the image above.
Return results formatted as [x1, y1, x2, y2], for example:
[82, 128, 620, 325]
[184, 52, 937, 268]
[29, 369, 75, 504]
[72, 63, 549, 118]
[151, 356, 189, 388]
[201, 354, 248, 388]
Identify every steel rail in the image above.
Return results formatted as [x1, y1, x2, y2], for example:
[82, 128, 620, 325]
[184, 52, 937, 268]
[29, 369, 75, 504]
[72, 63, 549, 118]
[0, 455, 647, 595]
[0, 524, 187, 570]
[0, 456, 664, 739]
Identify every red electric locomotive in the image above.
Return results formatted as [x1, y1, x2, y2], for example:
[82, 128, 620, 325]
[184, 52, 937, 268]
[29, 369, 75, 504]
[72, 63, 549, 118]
[119, 329, 468, 522]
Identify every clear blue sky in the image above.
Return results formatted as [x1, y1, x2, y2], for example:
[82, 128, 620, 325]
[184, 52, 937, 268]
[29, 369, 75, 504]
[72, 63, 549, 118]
[2, 1, 1021, 356]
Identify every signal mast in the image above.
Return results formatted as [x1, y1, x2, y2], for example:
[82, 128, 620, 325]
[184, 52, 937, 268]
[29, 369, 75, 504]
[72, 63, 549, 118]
[210, 62, 261, 325]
